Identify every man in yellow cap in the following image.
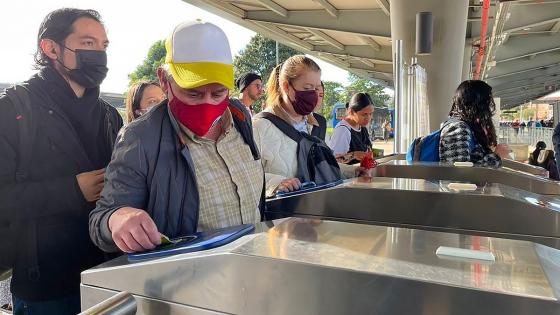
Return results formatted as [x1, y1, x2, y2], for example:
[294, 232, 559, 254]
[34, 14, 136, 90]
[89, 21, 264, 253]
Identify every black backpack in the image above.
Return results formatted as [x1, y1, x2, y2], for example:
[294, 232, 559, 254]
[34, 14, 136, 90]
[311, 112, 327, 141]
[0, 85, 37, 278]
[256, 112, 341, 185]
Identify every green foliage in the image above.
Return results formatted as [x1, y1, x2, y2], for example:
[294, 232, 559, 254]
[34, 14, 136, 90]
[233, 34, 300, 112]
[319, 75, 391, 121]
[344, 73, 391, 108]
[128, 40, 166, 85]
[320, 81, 345, 120]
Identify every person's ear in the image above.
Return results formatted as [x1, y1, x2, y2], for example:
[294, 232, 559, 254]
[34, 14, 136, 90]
[40, 39, 58, 61]
[157, 68, 169, 93]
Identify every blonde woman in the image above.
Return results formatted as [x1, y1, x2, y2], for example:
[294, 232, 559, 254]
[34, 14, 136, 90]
[253, 55, 358, 196]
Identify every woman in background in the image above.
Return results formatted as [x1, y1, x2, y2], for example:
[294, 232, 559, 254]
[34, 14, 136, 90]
[125, 80, 165, 123]
[329, 93, 374, 164]
[439, 80, 511, 167]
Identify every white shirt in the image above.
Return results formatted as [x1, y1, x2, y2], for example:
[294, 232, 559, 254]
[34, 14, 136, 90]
[329, 120, 361, 156]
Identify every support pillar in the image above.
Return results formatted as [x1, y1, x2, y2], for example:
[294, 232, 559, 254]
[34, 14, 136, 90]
[390, 0, 470, 132]
[462, 40, 473, 81]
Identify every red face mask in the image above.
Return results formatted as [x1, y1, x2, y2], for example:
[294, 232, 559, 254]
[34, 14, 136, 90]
[168, 86, 229, 137]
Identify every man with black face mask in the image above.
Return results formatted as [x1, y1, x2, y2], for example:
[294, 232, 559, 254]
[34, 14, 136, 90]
[0, 8, 122, 314]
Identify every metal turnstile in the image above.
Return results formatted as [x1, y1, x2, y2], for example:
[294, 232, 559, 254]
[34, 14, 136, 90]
[377, 154, 549, 177]
[374, 158, 560, 195]
[81, 218, 560, 315]
[265, 178, 560, 249]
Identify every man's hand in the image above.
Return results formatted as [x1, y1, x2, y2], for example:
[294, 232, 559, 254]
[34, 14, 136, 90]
[108, 207, 161, 253]
[76, 169, 105, 202]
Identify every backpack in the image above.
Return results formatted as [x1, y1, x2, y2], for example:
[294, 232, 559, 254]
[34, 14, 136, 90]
[228, 99, 260, 160]
[406, 119, 475, 162]
[256, 112, 342, 185]
[0, 85, 36, 278]
[311, 112, 327, 141]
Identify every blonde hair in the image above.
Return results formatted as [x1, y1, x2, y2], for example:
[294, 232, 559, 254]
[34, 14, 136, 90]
[266, 55, 321, 111]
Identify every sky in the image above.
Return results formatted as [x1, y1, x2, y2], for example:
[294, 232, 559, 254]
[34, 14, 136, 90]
[0, 0, 350, 94]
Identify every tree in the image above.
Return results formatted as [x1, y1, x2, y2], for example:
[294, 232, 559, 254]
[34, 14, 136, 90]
[344, 73, 391, 108]
[233, 34, 300, 112]
[320, 81, 345, 121]
[128, 40, 166, 85]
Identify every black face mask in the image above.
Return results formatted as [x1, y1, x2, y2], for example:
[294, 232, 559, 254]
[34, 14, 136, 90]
[56, 44, 108, 88]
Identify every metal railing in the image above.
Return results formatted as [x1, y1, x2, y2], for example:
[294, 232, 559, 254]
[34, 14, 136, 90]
[498, 126, 554, 149]
[79, 291, 137, 315]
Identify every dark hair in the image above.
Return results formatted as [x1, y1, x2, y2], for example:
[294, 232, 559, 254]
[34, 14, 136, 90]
[34, 8, 103, 69]
[530, 141, 547, 166]
[125, 80, 160, 123]
[348, 92, 373, 112]
[449, 80, 497, 151]
[320, 81, 324, 90]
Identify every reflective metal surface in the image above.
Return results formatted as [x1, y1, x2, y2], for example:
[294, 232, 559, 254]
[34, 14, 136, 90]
[79, 291, 136, 315]
[265, 178, 560, 249]
[376, 160, 560, 195]
[81, 286, 225, 315]
[502, 159, 549, 177]
[82, 219, 560, 315]
[375, 154, 549, 178]
[374, 153, 406, 164]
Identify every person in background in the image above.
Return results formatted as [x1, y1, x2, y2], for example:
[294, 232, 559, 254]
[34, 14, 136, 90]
[528, 141, 559, 180]
[0, 8, 122, 314]
[234, 72, 262, 116]
[529, 141, 547, 166]
[90, 21, 264, 254]
[439, 80, 510, 167]
[540, 150, 560, 180]
[329, 93, 374, 164]
[312, 80, 328, 141]
[253, 55, 359, 196]
[125, 80, 165, 123]
[512, 119, 520, 136]
[382, 119, 391, 143]
[552, 122, 560, 175]
[520, 121, 526, 135]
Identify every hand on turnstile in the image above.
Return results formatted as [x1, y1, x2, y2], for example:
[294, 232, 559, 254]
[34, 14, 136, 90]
[108, 207, 162, 253]
[275, 178, 302, 193]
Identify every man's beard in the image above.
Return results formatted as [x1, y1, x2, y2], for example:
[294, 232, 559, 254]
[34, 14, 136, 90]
[250, 92, 261, 102]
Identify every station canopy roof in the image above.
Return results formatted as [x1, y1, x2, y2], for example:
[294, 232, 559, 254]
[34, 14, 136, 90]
[183, 0, 560, 109]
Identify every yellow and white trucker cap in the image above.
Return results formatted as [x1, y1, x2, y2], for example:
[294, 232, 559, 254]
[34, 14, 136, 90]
[165, 21, 234, 90]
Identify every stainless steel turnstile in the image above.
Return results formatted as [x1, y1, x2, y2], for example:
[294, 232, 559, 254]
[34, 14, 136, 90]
[502, 158, 550, 177]
[375, 158, 560, 195]
[376, 153, 548, 178]
[81, 219, 560, 315]
[377, 154, 549, 178]
[265, 178, 560, 249]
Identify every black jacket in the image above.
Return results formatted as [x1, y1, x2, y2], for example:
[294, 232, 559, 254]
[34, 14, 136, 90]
[0, 71, 123, 300]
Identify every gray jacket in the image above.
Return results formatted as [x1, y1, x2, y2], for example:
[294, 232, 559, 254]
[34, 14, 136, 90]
[89, 100, 262, 252]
